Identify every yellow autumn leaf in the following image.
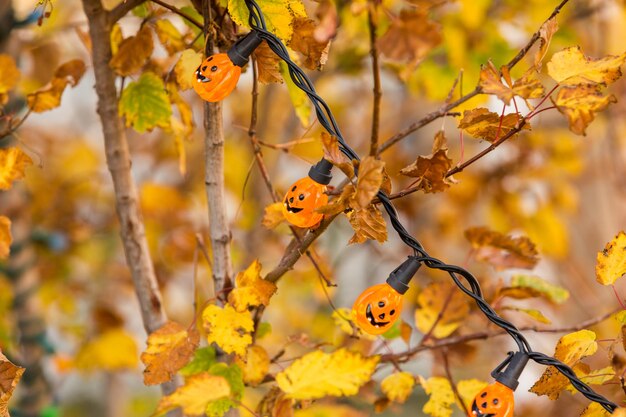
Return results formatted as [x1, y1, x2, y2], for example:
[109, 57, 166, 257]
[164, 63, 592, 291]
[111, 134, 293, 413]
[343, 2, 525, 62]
[530, 330, 597, 399]
[140, 321, 200, 386]
[0, 350, 25, 417]
[458, 108, 529, 142]
[276, 348, 379, 400]
[74, 328, 139, 372]
[228, 260, 277, 311]
[501, 306, 551, 324]
[0, 217, 11, 260]
[581, 402, 611, 417]
[153, 373, 231, 416]
[415, 282, 470, 339]
[294, 404, 368, 417]
[262, 202, 286, 229]
[228, 0, 306, 41]
[110, 25, 154, 76]
[234, 344, 270, 386]
[174, 49, 203, 90]
[553, 85, 616, 136]
[0, 147, 33, 190]
[547, 46, 626, 86]
[456, 379, 488, 411]
[154, 19, 185, 55]
[0, 54, 20, 105]
[202, 304, 253, 356]
[381, 372, 415, 403]
[419, 376, 455, 417]
[612, 409, 626, 417]
[353, 156, 384, 209]
[565, 365, 615, 394]
[596, 231, 626, 285]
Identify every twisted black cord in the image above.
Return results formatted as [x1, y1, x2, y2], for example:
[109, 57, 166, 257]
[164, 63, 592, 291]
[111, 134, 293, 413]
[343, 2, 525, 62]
[241, 1, 618, 412]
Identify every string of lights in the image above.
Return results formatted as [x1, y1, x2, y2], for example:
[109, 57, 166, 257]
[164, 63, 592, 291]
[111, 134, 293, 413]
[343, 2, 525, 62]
[193, 1, 619, 413]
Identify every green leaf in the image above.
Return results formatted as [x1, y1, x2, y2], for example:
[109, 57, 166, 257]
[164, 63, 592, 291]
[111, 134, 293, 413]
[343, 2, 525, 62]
[509, 275, 570, 304]
[132, 3, 151, 18]
[227, 0, 306, 41]
[382, 320, 401, 340]
[209, 363, 244, 399]
[119, 72, 172, 133]
[256, 322, 272, 339]
[205, 397, 236, 417]
[179, 347, 217, 376]
[280, 61, 310, 127]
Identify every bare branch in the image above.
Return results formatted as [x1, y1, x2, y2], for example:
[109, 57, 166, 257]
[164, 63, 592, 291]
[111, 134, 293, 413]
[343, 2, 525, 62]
[368, 2, 382, 158]
[203, 0, 233, 294]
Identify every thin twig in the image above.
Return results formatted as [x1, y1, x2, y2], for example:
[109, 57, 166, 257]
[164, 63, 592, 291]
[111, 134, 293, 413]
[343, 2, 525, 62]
[381, 308, 619, 363]
[108, 0, 146, 24]
[151, 0, 203, 29]
[442, 349, 470, 417]
[368, 1, 382, 157]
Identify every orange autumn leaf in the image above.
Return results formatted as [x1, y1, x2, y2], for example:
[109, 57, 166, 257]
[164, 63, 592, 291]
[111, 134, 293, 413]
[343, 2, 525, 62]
[347, 205, 387, 244]
[458, 108, 529, 142]
[0, 217, 11, 260]
[378, 9, 441, 64]
[0, 147, 33, 190]
[353, 156, 384, 210]
[0, 350, 25, 417]
[534, 17, 559, 68]
[141, 321, 200, 386]
[288, 17, 331, 70]
[552, 85, 617, 136]
[253, 41, 283, 84]
[399, 131, 453, 193]
[464, 226, 539, 270]
[109, 25, 154, 76]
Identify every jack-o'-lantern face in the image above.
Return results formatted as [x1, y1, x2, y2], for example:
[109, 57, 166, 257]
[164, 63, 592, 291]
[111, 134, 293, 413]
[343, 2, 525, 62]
[193, 53, 242, 102]
[282, 177, 328, 228]
[352, 283, 403, 335]
[471, 382, 514, 417]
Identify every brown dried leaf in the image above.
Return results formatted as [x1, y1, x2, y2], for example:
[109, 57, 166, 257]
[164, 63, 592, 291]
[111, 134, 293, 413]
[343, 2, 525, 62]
[54, 59, 86, 87]
[288, 17, 331, 70]
[253, 41, 283, 84]
[0, 350, 25, 417]
[479, 61, 515, 104]
[141, 321, 200, 386]
[110, 25, 154, 76]
[399, 131, 452, 193]
[321, 132, 354, 178]
[347, 206, 387, 244]
[377, 9, 441, 64]
[534, 17, 559, 68]
[464, 226, 539, 270]
[552, 84, 617, 136]
[458, 108, 529, 142]
[353, 156, 384, 209]
[316, 184, 355, 216]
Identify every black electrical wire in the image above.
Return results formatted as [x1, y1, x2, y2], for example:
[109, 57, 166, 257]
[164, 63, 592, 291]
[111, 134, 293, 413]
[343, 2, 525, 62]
[240, 1, 618, 412]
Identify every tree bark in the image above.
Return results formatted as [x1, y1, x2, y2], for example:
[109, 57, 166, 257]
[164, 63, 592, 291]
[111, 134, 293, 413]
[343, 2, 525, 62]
[81, 0, 178, 398]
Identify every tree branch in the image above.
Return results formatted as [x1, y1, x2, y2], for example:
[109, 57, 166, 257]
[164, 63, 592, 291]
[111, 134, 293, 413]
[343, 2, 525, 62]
[368, 2, 382, 158]
[376, 0, 570, 155]
[108, 0, 146, 25]
[381, 308, 619, 363]
[81, 0, 179, 399]
[151, 0, 203, 29]
[203, 0, 233, 294]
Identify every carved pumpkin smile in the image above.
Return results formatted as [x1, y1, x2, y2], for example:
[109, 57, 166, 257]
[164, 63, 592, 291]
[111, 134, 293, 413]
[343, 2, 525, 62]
[284, 197, 304, 214]
[471, 401, 496, 417]
[365, 304, 390, 327]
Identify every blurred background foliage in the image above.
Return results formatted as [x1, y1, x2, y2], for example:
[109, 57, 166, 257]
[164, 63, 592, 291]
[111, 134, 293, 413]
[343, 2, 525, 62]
[1, 0, 626, 416]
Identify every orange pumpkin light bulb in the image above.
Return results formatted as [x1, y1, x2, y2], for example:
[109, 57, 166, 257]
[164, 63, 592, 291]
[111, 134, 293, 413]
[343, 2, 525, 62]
[193, 31, 262, 102]
[282, 177, 328, 228]
[282, 159, 333, 229]
[471, 382, 514, 417]
[193, 53, 241, 102]
[352, 283, 403, 335]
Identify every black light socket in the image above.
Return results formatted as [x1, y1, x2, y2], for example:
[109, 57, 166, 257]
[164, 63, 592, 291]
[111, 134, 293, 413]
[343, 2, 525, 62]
[308, 158, 333, 185]
[385, 257, 422, 294]
[227, 30, 263, 67]
[491, 351, 529, 391]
